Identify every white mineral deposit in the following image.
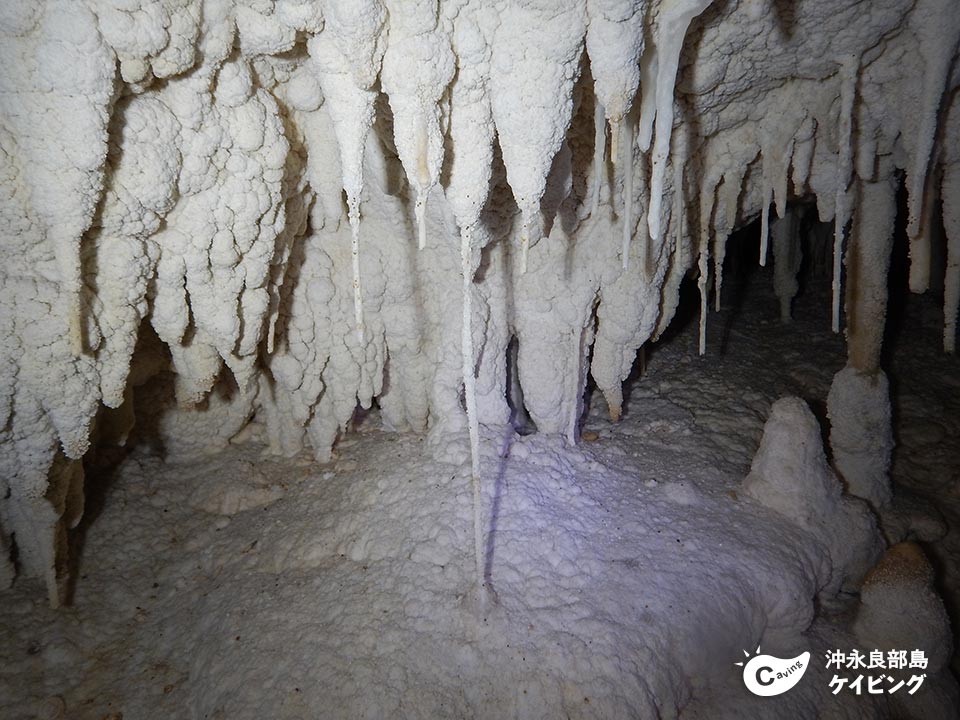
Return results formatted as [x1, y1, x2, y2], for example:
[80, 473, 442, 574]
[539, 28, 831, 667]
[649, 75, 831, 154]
[1, 1, 959, 718]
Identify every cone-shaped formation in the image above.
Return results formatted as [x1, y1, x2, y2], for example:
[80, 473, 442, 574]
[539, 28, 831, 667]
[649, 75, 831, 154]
[854, 543, 953, 675]
[743, 397, 883, 595]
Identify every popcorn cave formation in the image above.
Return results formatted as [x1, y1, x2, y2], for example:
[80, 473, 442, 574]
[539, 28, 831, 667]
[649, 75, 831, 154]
[1, 1, 960, 718]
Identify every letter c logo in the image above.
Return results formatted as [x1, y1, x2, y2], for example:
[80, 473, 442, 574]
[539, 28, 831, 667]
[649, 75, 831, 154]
[741, 651, 810, 696]
[756, 667, 774, 686]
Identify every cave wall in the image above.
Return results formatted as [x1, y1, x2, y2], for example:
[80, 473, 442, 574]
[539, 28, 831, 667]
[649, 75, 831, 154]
[0, 0, 958, 604]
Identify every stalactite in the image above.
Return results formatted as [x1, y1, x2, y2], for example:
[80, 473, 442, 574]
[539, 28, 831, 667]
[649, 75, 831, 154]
[585, 0, 647, 236]
[845, 172, 897, 374]
[905, 0, 960, 241]
[309, 36, 379, 344]
[569, 307, 597, 445]
[416, 117, 430, 251]
[490, 0, 585, 278]
[754, 114, 799, 274]
[324, 0, 388, 90]
[714, 168, 745, 312]
[697, 181, 716, 355]
[519, 217, 531, 275]
[909, 165, 938, 293]
[773, 139, 795, 220]
[637, 44, 658, 154]
[621, 119, 635, 270]
[309, 1, 386, 344]
[672, 141, 686, 269]
[349, 201, 365, 344]
[460, 226, 483, 592]
[943, 164, 960, 353]
[772, 207, 803, 323]
[832, 54, 859, 334]
[637, 151, 652, 280]
[444, 5, 496, 602]
[380, 7, 454, 256]
[591, 99, 606, 216]
[645, 0, 713, 242]
[792, 119, 816, 195]
[586, 0, 646, 128]
[758, 186, 772, 267]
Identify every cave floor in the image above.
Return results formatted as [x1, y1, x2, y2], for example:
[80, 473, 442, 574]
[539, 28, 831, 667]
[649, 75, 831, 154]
[1, 269, 958, 720]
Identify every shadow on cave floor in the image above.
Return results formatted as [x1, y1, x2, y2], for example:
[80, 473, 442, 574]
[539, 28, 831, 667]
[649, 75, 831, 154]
[66, 445, 135, 606]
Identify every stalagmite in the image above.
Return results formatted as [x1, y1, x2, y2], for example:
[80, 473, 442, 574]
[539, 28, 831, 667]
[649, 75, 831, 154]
[854, 544, 954, 680]
[744, 397, 883, 596]
[832, 55, 859, 334]
[828, 170, 898, 510]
